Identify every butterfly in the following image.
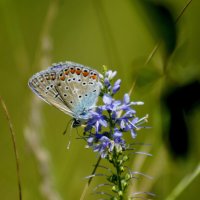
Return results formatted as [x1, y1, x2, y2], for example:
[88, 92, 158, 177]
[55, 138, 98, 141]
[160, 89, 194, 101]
[28, 61, 101, 127]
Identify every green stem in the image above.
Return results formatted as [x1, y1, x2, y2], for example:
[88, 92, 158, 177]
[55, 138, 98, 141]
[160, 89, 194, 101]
[104, 87, 127, 199]
[112, 147, 124, 200]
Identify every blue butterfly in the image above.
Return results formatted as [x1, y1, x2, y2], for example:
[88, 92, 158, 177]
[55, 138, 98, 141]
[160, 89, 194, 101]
[28, 61, 101, 127]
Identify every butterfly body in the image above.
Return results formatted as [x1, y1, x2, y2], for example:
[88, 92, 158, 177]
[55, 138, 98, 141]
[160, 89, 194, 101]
[28, 61, 101, 126]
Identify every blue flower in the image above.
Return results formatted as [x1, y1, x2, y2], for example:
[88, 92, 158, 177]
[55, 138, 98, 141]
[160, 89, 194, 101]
[84, 70, 147, 158]
[113, 128, 126, 148]
[105, 70, 117, 80]
[82, 68, 149, 199]
[93, 136, 114, 158]
[85, 108, 107, 132]
[102, 94, 121, 113]
[112, 79, 121, 94]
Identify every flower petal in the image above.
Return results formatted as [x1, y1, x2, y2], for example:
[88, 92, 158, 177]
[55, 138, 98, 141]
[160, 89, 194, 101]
[130, 129, 136, 138]
[114, 130, 122, 137]
[112, 84, 120, 94]
[103, 94, 112, 105]
[123, 93, 130, 104]
[99, 119, 108, 127]
[104, 77, 110, 87]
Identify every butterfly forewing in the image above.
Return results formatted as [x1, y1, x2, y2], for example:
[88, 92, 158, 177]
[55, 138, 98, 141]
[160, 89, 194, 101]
[28, 67, 73, 116]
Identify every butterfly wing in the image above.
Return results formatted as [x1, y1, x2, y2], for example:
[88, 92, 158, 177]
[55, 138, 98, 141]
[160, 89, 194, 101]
[55, 62, 101, 119]
[28, 63, 74, 116]
[28, 62, 101, 119]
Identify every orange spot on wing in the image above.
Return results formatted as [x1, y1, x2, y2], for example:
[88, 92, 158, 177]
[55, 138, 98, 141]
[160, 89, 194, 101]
[59, 73, 65, 81]
[76, 69, 81, 75]
[60, 76, 65, 81]
[90, 74, 97, 80]
[70, 67, 75, 74]
[82, 71, 89, 77]
[64, 69, 69, 75]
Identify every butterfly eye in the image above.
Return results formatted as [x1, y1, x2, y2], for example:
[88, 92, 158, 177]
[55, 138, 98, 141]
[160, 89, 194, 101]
[72, 119, 81, 128]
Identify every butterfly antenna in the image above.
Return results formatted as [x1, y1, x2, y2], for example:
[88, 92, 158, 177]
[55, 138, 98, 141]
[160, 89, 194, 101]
[75, 126, 80, 136]
[63, 119, 73, 135]
[67, 123, 73, 150]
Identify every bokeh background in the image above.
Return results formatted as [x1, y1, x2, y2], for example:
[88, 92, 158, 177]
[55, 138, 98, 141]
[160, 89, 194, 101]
[0, 0, 200, 199]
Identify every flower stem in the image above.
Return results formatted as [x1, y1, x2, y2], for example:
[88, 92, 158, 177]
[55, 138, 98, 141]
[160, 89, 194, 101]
[107, 147, 128, 200]
[114, 148, 123, 199]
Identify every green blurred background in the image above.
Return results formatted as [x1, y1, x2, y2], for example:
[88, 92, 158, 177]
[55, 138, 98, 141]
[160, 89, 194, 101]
[0, 0, 200, 199]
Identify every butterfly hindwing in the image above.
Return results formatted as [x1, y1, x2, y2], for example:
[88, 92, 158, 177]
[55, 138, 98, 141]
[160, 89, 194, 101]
[55, 62, 101, 119]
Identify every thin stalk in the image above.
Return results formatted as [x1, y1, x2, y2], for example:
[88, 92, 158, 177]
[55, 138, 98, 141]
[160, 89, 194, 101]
[0, 96, 22, 200]
[165, 163, 200, 200]
[80, 156, 102, 200]
[144, 0, 193, 65]
[113, 149, 123, 199]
